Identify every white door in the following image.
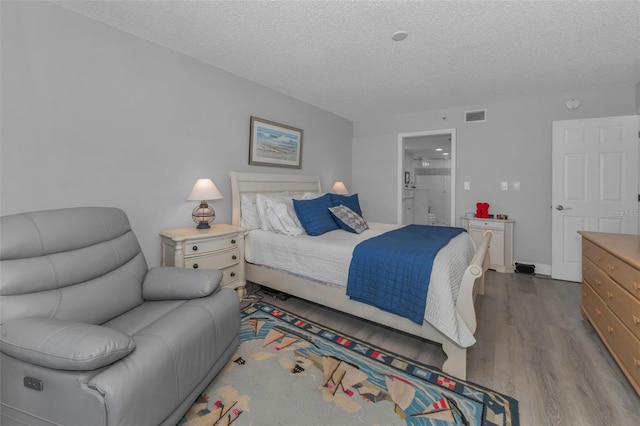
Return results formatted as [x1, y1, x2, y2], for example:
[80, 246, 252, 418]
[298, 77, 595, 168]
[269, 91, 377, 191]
[551, 115, 639, 282]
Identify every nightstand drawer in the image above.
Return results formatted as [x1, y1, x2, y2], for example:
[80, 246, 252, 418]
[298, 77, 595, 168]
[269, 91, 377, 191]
[607, 309, 640, 387]
[185, 237, 239, 256]
[582, 240, 610, 271]
[467, 219, 505, 230]
[184, 247, 240, 270]
[220, 264, 241, 286]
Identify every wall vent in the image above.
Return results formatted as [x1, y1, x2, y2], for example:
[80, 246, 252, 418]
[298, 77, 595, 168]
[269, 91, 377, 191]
[465, 109, 486, 123]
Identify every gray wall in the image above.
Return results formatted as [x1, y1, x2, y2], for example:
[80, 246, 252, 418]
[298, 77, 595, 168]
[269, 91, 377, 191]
[0, 1, 353, 266]
[353, 86, 637, 271]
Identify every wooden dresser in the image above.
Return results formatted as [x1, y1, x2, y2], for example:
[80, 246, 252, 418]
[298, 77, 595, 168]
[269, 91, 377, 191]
[579, 231, 640, 395]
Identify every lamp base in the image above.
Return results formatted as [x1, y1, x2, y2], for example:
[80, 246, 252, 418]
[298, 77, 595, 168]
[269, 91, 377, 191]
[192, 202, 215, 229]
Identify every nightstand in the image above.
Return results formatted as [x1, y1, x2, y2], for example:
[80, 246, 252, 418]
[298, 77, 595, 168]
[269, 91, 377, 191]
[160, 224, 245, 298]
[461, 217, 514, 273]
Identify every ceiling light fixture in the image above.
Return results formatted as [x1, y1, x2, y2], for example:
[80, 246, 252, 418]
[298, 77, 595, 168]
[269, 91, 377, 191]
[391, 31, 408, 41]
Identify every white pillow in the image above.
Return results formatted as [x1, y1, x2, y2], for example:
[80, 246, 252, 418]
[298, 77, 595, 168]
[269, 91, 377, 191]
[255, 193, 305, 236]
[240, 194, 260, 230]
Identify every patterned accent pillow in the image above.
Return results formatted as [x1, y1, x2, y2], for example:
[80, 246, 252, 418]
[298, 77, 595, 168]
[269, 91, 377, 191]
[328, 205, 369, 234]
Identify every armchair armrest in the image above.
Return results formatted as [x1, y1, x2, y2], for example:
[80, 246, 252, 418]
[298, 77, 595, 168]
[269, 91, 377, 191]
[0, 318, 135, 370]
[142, 267, 223, 300]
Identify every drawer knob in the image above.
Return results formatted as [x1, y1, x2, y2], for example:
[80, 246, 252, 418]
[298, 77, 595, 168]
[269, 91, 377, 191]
[230, 272, 236, 277]
[192, 264, 199, 269]
[606, 291, 614, 299]
[608, 264, 615, 272]
[192, 245, 198, 251]
[232, 255, 237, 260]
[595, 279, 601, 286]
[634, 282, 640, 291]
[634, 358, 640, 367]
[607, 326, 614, 334]
[633, 315, 640, 325]
[595, 309, 602, 316]
[597, 255, 603, 261]
[582, 292, 587, 297]
[231, 239, 236, 244]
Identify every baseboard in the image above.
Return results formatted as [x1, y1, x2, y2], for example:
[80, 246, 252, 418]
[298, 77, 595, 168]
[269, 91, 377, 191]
[513, 261, 551, 276]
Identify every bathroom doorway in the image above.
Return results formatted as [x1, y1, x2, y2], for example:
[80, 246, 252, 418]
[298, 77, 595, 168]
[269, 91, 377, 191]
[397, 129, 456, 226]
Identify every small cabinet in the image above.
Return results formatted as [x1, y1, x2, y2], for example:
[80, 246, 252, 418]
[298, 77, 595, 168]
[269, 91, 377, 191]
[160, 224, 245, 297]
[461, 217, 514, 273]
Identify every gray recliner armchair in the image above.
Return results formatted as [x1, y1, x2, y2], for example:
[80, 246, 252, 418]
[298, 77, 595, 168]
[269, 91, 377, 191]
[0, 207, 240, 426]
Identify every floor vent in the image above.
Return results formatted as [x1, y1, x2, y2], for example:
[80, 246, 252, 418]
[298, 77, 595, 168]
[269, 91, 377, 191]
[465, 109, 486, 123]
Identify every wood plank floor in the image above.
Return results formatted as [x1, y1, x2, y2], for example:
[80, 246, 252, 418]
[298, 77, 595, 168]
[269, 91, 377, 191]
[242, 271, 640, 425]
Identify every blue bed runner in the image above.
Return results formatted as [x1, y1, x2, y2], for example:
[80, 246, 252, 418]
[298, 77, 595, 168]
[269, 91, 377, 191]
[346, 224, 465, 324]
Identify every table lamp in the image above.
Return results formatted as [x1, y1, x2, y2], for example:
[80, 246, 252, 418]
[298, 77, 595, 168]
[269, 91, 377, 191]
[187, 178, 223, 229]
[331, 181, 349, 195]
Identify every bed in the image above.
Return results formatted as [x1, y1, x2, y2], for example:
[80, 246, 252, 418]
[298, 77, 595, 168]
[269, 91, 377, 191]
[229, 171, 492, 380]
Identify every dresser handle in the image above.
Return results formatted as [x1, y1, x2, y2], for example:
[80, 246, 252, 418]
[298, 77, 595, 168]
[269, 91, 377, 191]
[582, 292, 587, 297]
[192, 264, 199, 269]
[606, 291, 614, 299]
[231, 239, 236, 244]
[607, 326, 614, 333]
[192, 245, 198, 251]
[633, 315, 640, 325]
[634, 282, 640, 290]
[597, 255, 603, 261]
[634, 358, 640, 367]
[595, 309, 602, 316]
[608, 264, 615, 272]
[595, 279, 601, 286]
[232, 255, 237, 260]
[230, 272, 236, 277]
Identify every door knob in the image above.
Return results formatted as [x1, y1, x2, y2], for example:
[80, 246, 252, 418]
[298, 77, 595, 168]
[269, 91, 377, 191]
[555, 205, 572, 211]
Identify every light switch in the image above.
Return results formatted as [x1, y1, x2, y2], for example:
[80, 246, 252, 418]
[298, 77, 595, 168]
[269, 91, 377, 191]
[464, 181, 471, 190]
[501, 181, 508, 191]
[512, 181, 520, 190]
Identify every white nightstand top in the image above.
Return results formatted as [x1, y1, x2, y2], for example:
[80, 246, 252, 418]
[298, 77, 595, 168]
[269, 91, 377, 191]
[159, 224, 244, 241]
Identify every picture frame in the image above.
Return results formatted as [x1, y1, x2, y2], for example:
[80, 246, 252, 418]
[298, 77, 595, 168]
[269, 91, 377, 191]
[249, 116, 303, 169]
[404, 171, 410, 184]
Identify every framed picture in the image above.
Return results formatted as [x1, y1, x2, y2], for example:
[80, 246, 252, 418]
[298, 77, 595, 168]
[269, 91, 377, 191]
[249, 117, 303, 169]
[404, 171, 410, 184]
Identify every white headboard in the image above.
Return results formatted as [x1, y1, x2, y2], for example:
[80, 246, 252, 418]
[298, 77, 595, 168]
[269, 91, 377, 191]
[229, 171, 322, 227]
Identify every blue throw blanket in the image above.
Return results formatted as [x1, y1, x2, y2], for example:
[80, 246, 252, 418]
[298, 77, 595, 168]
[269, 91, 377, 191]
[346, 225, 465, 324]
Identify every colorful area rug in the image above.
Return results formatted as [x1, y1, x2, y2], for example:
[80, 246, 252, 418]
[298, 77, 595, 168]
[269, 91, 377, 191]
[180, 302, 519, 425]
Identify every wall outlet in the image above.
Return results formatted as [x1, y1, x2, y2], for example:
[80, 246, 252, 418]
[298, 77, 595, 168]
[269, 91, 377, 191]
[464, 181, 471, 190]
[501, 181, 508, 191]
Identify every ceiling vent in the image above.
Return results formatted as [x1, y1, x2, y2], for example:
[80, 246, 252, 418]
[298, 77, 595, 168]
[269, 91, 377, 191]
[465, 109, 486, 123]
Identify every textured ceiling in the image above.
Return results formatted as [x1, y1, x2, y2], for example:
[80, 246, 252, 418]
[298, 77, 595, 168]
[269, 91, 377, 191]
[54, 0, 640, 121]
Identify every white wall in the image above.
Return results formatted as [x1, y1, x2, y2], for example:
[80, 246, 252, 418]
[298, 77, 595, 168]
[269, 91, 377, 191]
[353, 86, 637, 270]
[0, 1, 353, 266]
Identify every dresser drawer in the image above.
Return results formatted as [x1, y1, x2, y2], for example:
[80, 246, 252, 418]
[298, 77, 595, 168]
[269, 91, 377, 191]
[606, 310, 640, 389]
[582, 258, 613, 302]
[185, 236, 239, 256]
[467, 219, 505, 230]
[582, 239, 610, 270]
[606, 255, 640, 297]
[582, 281, 609, 335]
[607, 283, 640, 341]
[184, 247, 240, 270]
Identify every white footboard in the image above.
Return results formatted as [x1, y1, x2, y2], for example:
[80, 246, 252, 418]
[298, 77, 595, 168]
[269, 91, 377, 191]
[441, 230, 492, 379]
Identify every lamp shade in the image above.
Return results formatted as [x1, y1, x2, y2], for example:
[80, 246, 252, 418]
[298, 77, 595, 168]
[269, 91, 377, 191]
[187, 179, 223, 201]
[331, 181, 349, 195]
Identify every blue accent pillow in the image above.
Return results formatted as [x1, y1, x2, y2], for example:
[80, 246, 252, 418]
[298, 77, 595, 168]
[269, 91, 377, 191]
[329, 193, 363, 217]
[293, 193, 340, 236]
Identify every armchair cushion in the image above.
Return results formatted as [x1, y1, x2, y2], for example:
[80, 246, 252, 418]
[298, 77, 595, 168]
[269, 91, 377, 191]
[0, 317, 135, 370]
[142, 267, 223, 300]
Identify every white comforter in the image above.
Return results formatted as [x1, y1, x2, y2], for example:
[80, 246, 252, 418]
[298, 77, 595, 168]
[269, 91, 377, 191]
[245, 223, 477, 347]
